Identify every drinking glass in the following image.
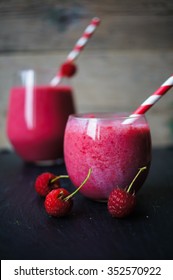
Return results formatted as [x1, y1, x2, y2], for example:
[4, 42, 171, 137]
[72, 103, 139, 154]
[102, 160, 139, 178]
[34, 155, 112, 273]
[64, 113, 151, 201]
[6, 69, 75, 164]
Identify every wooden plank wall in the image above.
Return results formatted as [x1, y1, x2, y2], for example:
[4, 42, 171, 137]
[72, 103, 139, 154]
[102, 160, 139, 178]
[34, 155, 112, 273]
[0, 0, 173, 148]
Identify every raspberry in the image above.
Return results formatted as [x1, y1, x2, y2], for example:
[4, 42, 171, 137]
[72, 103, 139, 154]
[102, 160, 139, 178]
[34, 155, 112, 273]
[45, 188, 73, 217]
[107, 166, 147, 218]
[108, 188, 136, 218]
[35, 173, 69, 197]
[60, 61, 77, 77]
[35, 172, 58, 197]
[44, 168, 92, 217]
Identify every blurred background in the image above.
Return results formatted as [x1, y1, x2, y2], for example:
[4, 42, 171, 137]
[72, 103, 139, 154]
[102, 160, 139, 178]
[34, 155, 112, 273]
[0, 0, 173, 148]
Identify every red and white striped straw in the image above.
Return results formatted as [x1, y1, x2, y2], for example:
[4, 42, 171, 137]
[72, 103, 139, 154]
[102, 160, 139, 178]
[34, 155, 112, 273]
[66, 17, 100, 62]
[50, 17, 101, 86]
[123, 75, 173, 124]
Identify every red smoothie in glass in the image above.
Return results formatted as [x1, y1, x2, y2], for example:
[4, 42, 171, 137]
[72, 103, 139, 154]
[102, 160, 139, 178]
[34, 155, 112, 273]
[7, 85, 75, 163]
[64, 113, 151, 201]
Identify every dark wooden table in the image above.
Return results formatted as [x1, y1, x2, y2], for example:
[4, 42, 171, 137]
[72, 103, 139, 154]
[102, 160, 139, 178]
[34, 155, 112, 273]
[0, 147, 173, 260]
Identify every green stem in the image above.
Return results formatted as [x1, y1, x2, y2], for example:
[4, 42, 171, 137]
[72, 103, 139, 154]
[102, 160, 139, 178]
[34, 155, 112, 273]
[126, 166, 147, 193]
[64, 168, 92, 201]
[51, 175, 69, 184]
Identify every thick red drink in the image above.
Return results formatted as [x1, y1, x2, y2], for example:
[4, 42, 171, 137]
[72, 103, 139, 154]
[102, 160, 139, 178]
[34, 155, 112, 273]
[64, 113, 151, 201]
[7, 85, 75, 163]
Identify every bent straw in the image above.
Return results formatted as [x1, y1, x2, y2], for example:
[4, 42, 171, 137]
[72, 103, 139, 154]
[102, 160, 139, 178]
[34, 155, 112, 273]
[122, 75, 173, 125]
[50, 17, 101, 86]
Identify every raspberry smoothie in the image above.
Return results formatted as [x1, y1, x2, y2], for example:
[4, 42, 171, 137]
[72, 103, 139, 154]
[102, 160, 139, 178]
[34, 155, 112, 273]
[64, 113, 151, 201]
[7, 85, 75, 163]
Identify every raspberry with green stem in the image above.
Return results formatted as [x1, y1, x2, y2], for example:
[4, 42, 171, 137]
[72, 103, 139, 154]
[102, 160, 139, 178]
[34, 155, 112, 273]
[108, 166, 147, 218]
[44, 168, 92, 217]
[35, 172, 69, 197]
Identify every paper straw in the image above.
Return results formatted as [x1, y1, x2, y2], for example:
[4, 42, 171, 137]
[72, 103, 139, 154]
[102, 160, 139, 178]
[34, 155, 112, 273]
[123, 75, 173, 125]
[66, 17, 101, 62]
[50, 17, 101, 86]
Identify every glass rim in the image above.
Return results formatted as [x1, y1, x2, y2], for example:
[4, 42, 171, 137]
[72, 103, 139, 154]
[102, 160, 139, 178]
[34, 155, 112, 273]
[69, 112, 147, 121]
